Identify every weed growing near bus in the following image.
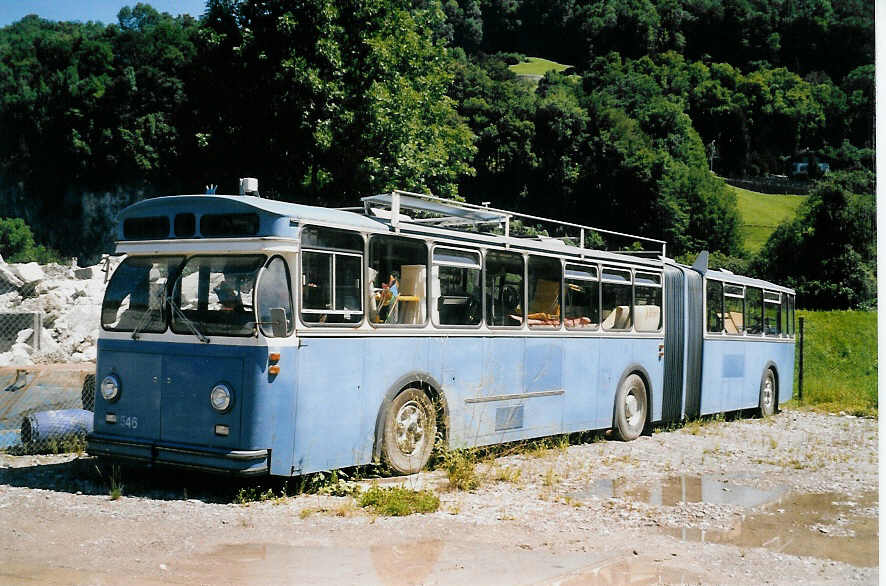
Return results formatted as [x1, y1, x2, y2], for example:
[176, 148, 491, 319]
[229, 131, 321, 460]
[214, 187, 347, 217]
[442, 449, 480, 491]
[492, 465, 522, 484]
[794, 310, 877, 417]
[108, 465, 124, 500]
[358, 484, 440, 516]
[234, 486, 278, 505]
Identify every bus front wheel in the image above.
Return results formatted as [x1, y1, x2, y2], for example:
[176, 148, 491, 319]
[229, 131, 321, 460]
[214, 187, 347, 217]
[382, 388, 437, 475]
[614, 374, 647, 441]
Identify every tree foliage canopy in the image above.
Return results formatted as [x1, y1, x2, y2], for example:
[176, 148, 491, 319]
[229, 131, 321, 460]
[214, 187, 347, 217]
[0, 0, 874, 306]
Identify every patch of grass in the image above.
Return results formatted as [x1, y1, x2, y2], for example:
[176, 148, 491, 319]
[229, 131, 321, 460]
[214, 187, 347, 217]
[793, 310, 877, 417]
[108, 464, 124, 500]
[442, 449, 481, 491]
[729, 185, 807, 253]
[234, 486, 278, 505]
[7, 434, 88, 456]
[300, 501, 357, 519]
[509, 57, 570, 76]
[682, 413, 725, 435]
[358, 484, 440, 516]
[542, 467, 559, 487]
[492, 465, 522, 484]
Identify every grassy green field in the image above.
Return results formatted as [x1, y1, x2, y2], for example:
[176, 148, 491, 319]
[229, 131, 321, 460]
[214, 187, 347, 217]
[730, 185, 807, 253]
[792, 310, 877, 417]
[508, 57, 570, 76]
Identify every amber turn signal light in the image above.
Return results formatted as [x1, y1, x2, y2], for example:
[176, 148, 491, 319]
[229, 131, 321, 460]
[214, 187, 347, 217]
[269, 352, 281, 362]
[269, 365, 280, 375]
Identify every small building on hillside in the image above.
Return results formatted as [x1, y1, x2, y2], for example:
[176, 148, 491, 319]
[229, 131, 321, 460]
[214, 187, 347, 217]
[791, 151, 830, 176]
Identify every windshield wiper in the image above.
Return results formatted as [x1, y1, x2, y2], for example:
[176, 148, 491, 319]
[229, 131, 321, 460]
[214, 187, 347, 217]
[131, 288, 165, 340]
[167, 295, 210, 344]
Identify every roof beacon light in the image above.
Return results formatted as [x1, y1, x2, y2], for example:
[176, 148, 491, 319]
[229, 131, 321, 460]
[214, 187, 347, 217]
[239, 177, 259, 196]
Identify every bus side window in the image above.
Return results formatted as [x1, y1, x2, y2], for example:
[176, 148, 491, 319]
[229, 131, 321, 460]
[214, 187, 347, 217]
[764, 290, 781, 336]
[601, 267, 632, 331]
[258, 256, 294, 337]
[485, 250, 524, 327]
[564, 264, 598, 329]
[724, 284, 744, 334]
[746, 287, 763, 335]
[634, 272, 662, 332]
[300, 226, 364, 325]
[706, 280, 724, 333]
[432, 247, 482, 326]
[527, 256, 562, 329]
[368, 236, 427, 326]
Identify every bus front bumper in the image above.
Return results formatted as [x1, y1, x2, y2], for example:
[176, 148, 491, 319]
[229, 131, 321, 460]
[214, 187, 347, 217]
[87, 433, 269, 476]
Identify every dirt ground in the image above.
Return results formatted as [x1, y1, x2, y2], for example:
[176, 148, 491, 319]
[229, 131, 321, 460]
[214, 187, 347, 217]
[0, 410, 877, 585]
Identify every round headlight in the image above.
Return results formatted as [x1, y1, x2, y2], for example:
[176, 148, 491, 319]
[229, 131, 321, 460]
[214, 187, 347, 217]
[101, 375, 120, 402]
[210, 384, 233, 412]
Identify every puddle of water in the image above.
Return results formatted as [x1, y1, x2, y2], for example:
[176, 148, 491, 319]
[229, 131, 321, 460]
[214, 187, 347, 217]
[179, 540, 445, 585]
[577, 473, 784, 508]
[575, 475, 878, 568]
[370, 539, 444, 586]
[665, 491, 879, 567]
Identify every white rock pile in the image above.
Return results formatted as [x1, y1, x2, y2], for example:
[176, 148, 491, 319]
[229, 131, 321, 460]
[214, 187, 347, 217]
[0, 255, 116, 366]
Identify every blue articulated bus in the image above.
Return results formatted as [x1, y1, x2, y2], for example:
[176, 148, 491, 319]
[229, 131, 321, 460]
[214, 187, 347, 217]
[87, 188, 796, 477]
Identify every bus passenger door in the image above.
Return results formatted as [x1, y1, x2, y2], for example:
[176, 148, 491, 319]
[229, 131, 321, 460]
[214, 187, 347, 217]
[700, 341, 745, 414]
[292, 337, 367, 473]
[522, 339, 565, 436]
[433, 337, 483, 448]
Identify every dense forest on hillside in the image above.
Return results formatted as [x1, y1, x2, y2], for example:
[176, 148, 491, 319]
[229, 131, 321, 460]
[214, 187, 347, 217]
[0, 0, 875, 308]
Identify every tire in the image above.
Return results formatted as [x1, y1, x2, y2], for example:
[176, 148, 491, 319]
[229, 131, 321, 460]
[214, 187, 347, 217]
[614, 373, 647, 441]
[759, 369, 776, 417]
[382, 388, 437, 475]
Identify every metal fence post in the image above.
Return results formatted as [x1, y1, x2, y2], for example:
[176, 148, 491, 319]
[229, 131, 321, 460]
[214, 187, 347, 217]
[798, 316, 805, 401]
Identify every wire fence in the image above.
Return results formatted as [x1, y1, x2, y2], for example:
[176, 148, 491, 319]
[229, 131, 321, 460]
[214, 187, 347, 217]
[0, 258, 107, 454]
[0, 298, 98, 455]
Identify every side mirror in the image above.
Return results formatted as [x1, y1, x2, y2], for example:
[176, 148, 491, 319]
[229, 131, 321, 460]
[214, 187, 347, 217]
[269, 307, 287, 338]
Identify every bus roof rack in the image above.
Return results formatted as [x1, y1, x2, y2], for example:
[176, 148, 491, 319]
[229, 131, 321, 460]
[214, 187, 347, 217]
[361, 190, 667, 258]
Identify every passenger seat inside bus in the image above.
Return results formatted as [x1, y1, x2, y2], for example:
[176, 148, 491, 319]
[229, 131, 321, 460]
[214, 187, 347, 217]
[725, 312, 743, 334]
[602, 306, 631, 329]
[633, 305, 661, 331]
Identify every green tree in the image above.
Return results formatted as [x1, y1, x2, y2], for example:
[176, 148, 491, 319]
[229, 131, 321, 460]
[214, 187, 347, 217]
[0, 218, 61, 263]
[754, 172, 876, 309]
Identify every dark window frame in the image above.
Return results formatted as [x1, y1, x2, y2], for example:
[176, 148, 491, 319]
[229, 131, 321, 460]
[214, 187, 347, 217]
[431, 245, 483, 329]
[527, 255, 563, 330]
[564, 262, 600, 331]
[299, 248, 365, 327]
[633, 270, 663, 333]
[706, 279, 725, 334]
[123, 216, 171, 240]
[368, 234, 430, 328]
[199, 213, 260, 237]
[601, 266, 633, 332]
[485, 249, 525, 329]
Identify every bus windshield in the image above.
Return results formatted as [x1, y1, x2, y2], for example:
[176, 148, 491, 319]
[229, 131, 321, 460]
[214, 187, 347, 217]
[101, 256, 184, 333]
[170, 255, 265, 338]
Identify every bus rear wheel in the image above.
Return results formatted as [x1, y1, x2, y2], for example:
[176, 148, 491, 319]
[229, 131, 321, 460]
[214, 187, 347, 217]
[614, 374, 647, 441]
[382, 388, 437, 475]
[759, 369, 776, 417]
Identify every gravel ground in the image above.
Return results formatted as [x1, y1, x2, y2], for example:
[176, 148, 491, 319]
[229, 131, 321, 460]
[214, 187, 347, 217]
[0, 409, 877, 585]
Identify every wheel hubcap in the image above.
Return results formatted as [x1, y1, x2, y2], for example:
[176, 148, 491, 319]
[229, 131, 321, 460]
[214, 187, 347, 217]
[395, 401, 425, 455]
[763, 377, 774, 409]
[625, 390, 642, 427]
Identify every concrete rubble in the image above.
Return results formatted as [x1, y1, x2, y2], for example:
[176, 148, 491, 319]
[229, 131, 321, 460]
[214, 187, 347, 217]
[0, 257, 119, 366]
